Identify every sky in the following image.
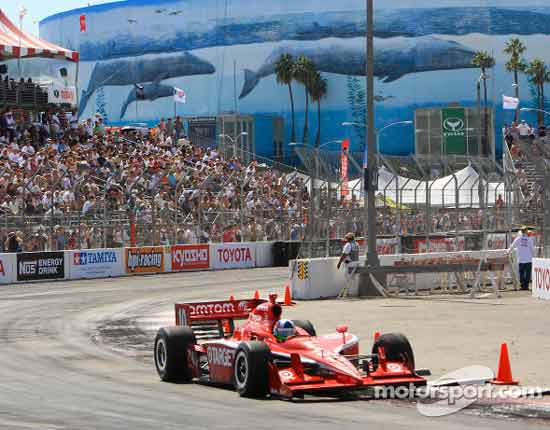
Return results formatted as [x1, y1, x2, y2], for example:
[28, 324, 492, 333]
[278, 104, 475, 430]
[2, 1, 114, 35]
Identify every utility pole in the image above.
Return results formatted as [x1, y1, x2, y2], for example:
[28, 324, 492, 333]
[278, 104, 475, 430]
[365, 0, 379, 270]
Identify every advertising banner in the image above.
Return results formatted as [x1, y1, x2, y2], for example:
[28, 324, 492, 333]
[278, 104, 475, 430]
[172, 244, 210, 271]
[69, 248, 124, 279]
[212, 243, 256, 270]
[0, 253, 16, 284]
[442, 107, 466, 154]
[125, 247, 164, 274]
[532, 258, 550, 300]
[47, 85, 77, 105]
[487, 233, 507, 250]
[17, 252, 65, 281]
[414, 237, 465, 253]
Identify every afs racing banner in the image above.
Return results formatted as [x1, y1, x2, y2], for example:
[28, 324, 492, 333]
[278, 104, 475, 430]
[442, 107, 466, 155]
[172, 245, 209, 271]
[17, 252, 65, 281]
[70, 249, 123, 279]
[212, 243, 255, 270]
[532, 258, 550, 300]
[125, 247, 164, 274]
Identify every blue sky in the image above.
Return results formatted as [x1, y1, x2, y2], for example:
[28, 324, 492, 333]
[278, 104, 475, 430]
[2, 1, 113, 34]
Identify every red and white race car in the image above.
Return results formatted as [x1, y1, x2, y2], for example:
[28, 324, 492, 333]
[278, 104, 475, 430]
[154, 294, 426, 398]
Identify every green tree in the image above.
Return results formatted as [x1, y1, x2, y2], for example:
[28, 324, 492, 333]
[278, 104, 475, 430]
[292, 56, 316, 144]
[274, 54, 296, 143]
[525, 58, 550, 126]
[504, 38, 527, 122]
[308, 71, 328, 148]
[472, 51, 495, 156]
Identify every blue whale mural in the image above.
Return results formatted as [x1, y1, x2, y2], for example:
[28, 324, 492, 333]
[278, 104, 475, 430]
[38, 0, 550, 159]
[120, 82, 176, 119]
[239, 36, 477, 99]
[80, 51, 215, 114]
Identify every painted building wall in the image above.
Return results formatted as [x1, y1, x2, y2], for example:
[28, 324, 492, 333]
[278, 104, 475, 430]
[35, 0, 550, 160]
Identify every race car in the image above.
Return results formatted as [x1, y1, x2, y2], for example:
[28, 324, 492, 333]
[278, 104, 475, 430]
[154, 294, 426, 398]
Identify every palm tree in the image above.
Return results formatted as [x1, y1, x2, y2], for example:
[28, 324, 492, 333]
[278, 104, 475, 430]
[525, 58, 550, 126]
[472, 51, 495, 156]
[504, 38, 527, 122]
[274, 54, 296, 143]
[292, 56, 316, 144]
[308, 71, 328, 148]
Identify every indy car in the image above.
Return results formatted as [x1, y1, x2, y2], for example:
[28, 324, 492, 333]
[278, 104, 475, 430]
[154, 294, 426, 398]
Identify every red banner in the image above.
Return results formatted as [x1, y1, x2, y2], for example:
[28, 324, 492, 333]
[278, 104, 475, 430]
[80, 14, 86, 33]
[341, 139, 350, 198]
[172, 244, 210, 271]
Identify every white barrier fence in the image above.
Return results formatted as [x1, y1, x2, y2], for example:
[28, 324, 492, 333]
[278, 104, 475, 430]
[290, 250, 515, 300]
[0, 242, 275, 284]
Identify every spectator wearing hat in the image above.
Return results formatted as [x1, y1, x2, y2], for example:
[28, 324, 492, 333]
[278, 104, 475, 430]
[4, 231, 21, 253]
[509, 226, 535, 291]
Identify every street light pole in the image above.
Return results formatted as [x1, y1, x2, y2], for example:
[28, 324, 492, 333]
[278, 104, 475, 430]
[365, 0, 379, 274]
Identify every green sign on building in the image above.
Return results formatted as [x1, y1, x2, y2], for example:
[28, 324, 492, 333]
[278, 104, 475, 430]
[442, 108, 466, 154]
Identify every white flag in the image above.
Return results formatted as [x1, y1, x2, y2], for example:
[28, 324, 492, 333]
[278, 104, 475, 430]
[174, 87, 186, 104]
[503, 95, 519, 110]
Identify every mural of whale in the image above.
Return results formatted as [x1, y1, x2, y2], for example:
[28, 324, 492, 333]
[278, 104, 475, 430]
[120, 82, 176, 119]
[57, 7, 550, 61]
[240, 36, 477, 99]
[79, 52, 215, 114]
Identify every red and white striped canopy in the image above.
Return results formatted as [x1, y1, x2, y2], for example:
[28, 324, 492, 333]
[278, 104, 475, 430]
[0, 9, 79, 62]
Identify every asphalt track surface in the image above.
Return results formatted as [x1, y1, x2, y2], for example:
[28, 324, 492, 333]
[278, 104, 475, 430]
[0, 268, 547, 430]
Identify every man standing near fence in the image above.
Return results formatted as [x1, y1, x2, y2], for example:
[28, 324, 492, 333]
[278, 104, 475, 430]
[337, 232, 360, 298]
[508, 226, 535, 291]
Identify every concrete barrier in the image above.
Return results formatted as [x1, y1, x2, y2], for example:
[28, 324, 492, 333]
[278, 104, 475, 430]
[290, 250, 512, 299]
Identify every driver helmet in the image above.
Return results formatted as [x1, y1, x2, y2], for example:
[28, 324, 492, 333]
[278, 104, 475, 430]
[273, 319, 296, 342]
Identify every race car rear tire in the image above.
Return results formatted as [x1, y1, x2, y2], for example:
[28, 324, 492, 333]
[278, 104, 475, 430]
[234, 341, 270, 398]
[292, 320, 317, 337]
[154, 326, 196, 382]
[372, 333, 415, 372]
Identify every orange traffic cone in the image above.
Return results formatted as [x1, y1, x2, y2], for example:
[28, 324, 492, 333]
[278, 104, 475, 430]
[491, 343, 519, 385]
[284, 284, 293, 306]
[229, 295, 235, 301]
[254, 290, 260, 300]
[374, 331, 381, 341]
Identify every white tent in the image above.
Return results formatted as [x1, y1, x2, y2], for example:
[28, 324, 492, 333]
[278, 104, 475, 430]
[348, 164, 506, 208]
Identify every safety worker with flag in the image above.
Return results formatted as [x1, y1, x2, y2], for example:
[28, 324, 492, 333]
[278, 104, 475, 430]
[337, 232, 360, 298]
[508, 226, 535, 291]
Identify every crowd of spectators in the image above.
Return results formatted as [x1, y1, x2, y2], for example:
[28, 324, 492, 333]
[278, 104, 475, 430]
[0, 74, 47, 106]
[0, 106, 314, 251]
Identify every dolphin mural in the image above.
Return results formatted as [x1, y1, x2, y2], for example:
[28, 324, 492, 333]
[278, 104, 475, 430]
[120, 82, 176, 119]
[240, 36, 477, 99]
[79, 51, 215, 114]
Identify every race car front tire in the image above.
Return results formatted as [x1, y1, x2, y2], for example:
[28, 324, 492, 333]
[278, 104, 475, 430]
[372, 333, 415, 372]
[234, 341, 270, 398]
[292, 319, 317, 337]
[154, 326, 196, 382]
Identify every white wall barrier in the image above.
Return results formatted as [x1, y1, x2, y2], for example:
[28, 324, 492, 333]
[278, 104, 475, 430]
[0, 253, 16, 284]
[68, 249, 124, 280]
[291, 250, 512, 300]
[211, 243, 256, 270]
[532, 258, 550, 300]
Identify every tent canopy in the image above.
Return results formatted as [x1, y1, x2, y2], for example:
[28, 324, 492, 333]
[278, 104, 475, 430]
[0, 9, 78, 62]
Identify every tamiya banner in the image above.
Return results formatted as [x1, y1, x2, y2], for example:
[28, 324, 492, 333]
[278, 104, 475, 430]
[172, 245, 210, 271]
[0, 253, 16, 284]
[125, 247, 164, 274]
[17, 252, 65, 281]
[70, 248, 124, 279]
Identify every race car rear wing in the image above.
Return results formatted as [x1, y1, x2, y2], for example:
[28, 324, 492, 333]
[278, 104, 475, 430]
[175, 298, 265, 340]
